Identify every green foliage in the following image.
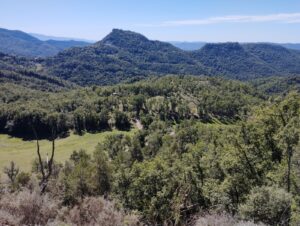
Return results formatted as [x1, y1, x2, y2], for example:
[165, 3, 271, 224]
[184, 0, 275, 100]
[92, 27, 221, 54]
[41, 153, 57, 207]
[0, 76, 262, 139]
[60, 149, 112, 205]
[250, 76, 300, 95]
[114, 111, 131, 130]
[239, 186, 292, 225]
[93, 146, 112, 195]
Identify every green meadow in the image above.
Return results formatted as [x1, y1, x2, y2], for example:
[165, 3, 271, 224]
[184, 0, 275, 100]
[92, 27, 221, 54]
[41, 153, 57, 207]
[0, 130, 135, 172]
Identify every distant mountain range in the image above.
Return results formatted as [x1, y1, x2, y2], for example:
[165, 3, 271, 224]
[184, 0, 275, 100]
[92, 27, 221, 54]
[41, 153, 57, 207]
[280, 43, 300, 51]
[169, 42, 206, 51]
[0, 28, 91, 57]
[171, 41, 300, 51]
[30, 33, 95, 43]
[0, 28, 300, 86]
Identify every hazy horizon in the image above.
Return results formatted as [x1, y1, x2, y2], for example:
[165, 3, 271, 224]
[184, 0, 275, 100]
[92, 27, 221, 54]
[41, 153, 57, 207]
[1, 0, 300, 43]
[2, 27, 299, 44]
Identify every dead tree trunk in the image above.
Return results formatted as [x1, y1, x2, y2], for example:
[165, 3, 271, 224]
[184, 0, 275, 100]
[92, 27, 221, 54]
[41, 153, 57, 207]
[32, 127, 56, 194]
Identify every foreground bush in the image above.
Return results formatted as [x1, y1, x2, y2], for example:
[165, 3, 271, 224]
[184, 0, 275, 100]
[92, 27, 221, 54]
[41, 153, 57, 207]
[0, 209, 20, 226]
[239, 186, 292, 225]
[0, 189, 140, 226]
[0, 189, 58, 225]
[58, 197, 140, 226]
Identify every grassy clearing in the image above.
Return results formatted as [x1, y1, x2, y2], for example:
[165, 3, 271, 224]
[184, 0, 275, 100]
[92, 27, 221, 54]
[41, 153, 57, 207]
[0, 130, 135, 172]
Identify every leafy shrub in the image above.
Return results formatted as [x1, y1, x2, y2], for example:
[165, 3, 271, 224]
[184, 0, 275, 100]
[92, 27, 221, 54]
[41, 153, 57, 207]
[114, 111, 131, 130]
[239, 186, 292, 225]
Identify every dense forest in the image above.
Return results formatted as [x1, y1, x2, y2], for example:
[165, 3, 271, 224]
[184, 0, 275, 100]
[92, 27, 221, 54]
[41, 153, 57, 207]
[0, 74, 299, 225]
[0, 52, 75, 91]
[0, 76, 263, 138]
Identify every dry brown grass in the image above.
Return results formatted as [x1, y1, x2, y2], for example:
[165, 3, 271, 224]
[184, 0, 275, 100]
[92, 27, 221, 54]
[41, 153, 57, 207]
[0, 188, 140, 226]
[195, 213, 265, 226]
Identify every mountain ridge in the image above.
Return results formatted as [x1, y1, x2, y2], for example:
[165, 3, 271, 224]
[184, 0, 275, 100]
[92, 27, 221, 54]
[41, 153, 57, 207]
[171, 41, 300, 51]
[1, 28, 300, 86]
[41, 29, 300, 85]
[0, 28, 91, 57]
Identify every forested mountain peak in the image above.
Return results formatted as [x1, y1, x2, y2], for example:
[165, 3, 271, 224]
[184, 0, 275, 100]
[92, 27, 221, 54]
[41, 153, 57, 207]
[99, 28, 180, 52]
[43, 29, 207, 85]
[101, 29, 149, 46]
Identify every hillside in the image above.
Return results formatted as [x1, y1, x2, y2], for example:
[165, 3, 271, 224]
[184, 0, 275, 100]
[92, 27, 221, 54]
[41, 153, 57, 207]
[243, 43, 300, 74]
[1, 28, 299, 86]
[0, 76, 263, 139]
[43, 29, 208, 85]
[192, 42, 278, 80]
[0, 74, 299, 225]
[41, 29, 300, 85]
[0, 28, 90, 57]
[0, 52, 74, 91]
[249, 76, 300, 95]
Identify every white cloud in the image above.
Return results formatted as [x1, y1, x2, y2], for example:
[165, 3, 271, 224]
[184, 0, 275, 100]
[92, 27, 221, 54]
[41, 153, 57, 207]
[138, 13, 300, 27]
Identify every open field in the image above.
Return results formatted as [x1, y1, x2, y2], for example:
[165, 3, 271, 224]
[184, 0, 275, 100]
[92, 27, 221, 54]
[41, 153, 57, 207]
[0, 130, 135, 172]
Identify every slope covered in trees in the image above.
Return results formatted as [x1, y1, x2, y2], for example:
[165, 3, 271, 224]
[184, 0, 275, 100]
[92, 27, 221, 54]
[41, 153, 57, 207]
[43, 29, 209, 85]
[250, 76, 300, 95]
[0, 76, 299, 225]
[0, 52, 75, 91]
[41, 29, 300, 85]
[0, 76, 262, 139]
[1, 28, 300, 86]
[192, 42, 276, 80]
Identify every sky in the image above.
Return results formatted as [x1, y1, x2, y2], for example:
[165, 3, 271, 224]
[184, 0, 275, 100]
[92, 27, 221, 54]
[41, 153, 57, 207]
[0, 0, 300, 42]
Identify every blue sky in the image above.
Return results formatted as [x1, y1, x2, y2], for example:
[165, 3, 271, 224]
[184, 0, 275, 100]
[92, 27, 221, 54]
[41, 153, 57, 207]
[1, 0, 300, 42]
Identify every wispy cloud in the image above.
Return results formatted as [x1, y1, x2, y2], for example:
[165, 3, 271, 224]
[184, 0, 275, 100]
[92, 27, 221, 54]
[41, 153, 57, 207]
[138, 13, 300, 27]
